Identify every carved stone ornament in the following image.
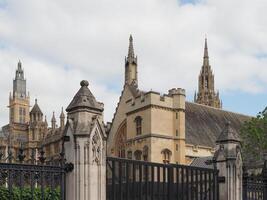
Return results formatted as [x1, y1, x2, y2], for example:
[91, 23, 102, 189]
[92, 131, 101, 165]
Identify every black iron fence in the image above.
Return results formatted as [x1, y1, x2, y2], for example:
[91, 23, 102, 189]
[0, 148, 73, 200]
[107, 157, 219, 200]
[243, 160, 267, 200]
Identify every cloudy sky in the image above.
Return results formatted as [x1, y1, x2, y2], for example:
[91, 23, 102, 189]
[0, 0, 267, 127]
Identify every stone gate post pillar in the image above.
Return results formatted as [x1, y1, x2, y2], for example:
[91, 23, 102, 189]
[63, 80, 107, 200]
[213, 121, 242, 200]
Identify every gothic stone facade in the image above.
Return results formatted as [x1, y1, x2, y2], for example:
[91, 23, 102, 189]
[0, 36, 251, 166]
[107, 36, 250, 165]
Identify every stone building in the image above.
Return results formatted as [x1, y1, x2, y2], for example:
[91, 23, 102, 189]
[0, 36, 251, 166]
[0, 62, 65, 162]
[107, 36, 251, 165]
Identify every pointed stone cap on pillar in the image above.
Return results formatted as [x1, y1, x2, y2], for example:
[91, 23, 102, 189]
[216, 121, 240, 144]
[66, 80, 104, 112]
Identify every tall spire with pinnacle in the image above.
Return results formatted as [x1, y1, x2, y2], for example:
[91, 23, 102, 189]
[203, 37, 210, 67]
[125, 35, 138, 86]
[127, 35, 135, 61]
[194, 38, 222, 109]
[60, 107, 65, 128]
[51, 112, 56, 130]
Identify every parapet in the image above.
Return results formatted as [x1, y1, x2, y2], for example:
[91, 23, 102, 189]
[168, 88, 186, 96]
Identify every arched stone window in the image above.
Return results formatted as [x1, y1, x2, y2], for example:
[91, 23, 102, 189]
[161, 148, 172, 164]
[134, 150, 142, 161]
[114, 121, 127, 158]
[135, 116, 142, 135]
[143, 146, 149, 161]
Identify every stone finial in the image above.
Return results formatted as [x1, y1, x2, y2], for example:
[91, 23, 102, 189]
[80, 80, 89, 87]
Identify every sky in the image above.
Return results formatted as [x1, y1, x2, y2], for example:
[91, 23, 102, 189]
[0, 0, 267, 127]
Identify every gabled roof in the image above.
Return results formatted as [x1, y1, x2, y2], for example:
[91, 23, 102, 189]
[185, 102, 251, 147]
[66, 80, 103, 112]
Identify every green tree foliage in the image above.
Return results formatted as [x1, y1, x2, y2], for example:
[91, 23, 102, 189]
[241, 112, 267, 160]
[0, 186, 60, 200]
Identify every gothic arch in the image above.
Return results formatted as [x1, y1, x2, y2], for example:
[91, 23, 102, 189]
[114, 120, 127, 158]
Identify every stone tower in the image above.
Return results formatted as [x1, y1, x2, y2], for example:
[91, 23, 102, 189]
[194, 38, 222, 108]
[9, 61, 30, 124]
[28, 99, 47, 158]
[125, 35, 138, 86]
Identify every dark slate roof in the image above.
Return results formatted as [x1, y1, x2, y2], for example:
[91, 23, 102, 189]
[185, 102, 251, 148]
[30, 99, 43, 114]
[66, 80, 103, 112]
[190, 156, 214, 169]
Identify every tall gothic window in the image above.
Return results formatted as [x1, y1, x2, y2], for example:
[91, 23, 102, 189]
[135, 116, 142, 135]
[115, 122, 127, 158]
[161, 149, 172, 164]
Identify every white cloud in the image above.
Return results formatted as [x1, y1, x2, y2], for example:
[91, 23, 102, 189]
[0, 0, 267, 125]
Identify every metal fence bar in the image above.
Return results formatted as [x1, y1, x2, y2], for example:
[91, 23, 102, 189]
[106, 157, 218, 200]
[0, 148, 70, 200]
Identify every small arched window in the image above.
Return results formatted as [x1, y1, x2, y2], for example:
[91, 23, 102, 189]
[143, 146, 149, 161]
[135, 116, 142, 135]
[134, 150, 142, 161]
[161, 149, 172, 164]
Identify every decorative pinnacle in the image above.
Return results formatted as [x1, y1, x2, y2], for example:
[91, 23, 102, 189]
[51, 111, 56, 122]
[60, 107, 65, 118]
[18, 60, 22, 69]
[35, 98, 37, 104]
[127, 34, 135, 60]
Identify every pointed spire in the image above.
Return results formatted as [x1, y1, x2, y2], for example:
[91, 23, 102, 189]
[60, 107, 65, 128]
[44, 115, 48, 126]
[126, 34, 137, 64]
[128, 35, 134, 59]
[204, 37, 209, 58]
[15, 60, 24, 80]
[18, 60, 22, 69]
[51, 111, 56, 130]
[51, 111, 56, 122]
[60, 107, 65, 118]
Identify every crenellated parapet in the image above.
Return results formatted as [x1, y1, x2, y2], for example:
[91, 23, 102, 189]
[125, 88, 186, 115]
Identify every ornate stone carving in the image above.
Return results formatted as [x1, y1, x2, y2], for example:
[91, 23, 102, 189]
[92, 131, 101, 165]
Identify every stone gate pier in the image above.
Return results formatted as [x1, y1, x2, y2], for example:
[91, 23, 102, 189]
[63, 80, 107, 200]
